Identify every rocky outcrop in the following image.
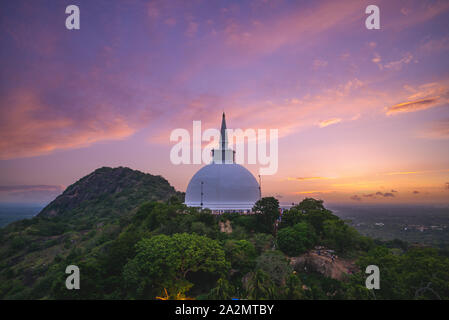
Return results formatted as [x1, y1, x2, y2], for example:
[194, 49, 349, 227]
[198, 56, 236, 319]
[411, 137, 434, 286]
[219, 220, 233, 233]
[290, 251, 357, 281]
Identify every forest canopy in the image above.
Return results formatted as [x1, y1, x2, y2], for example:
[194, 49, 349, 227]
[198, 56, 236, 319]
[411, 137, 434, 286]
[1, 194, 449, 300]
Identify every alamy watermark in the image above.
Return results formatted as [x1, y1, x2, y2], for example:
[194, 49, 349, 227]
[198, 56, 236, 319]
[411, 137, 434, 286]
[65, 5, 80, 30]
[365, 265, 380, 290]
[169, 121, 279, 175]
[65, 265, 80, 290]
[64, 4, 378, 31]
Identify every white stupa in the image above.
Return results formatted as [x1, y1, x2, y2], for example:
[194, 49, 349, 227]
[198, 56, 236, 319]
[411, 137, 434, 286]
[184, 113, 260, 212]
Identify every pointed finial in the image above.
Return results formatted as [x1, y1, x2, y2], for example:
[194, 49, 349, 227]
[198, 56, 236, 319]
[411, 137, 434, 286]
[220, 111, 228, 151]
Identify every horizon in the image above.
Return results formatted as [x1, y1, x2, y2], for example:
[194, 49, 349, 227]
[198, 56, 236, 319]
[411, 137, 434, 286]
[1, 0, 449, 206]
[1, 164, 449, 208]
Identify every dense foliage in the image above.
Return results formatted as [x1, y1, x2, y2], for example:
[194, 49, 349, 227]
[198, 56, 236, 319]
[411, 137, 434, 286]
[277, 222, 317, 256]
[1, 167, 449, 300]
[123, 233, 228, 298]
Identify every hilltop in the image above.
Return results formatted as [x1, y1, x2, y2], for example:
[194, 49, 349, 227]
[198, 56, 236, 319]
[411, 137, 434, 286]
[39, 166, 183, 220]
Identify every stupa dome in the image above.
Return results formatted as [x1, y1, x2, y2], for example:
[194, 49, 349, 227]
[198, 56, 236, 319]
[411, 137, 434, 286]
[184, 113, 260, 212]
[185, 163, 260, 211]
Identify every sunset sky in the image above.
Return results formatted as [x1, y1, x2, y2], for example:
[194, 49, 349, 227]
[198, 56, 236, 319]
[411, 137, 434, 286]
[1, 0, 448, 205]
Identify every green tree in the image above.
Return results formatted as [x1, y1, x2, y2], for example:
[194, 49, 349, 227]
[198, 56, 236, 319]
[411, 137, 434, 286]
[224, 239, 257, 274]
[282, 273, 304, 299]
[123, 233, 229, 298]
[252, 197, 280, 234]
[190, 221, 209, 236]
[279, 207, 305, 229]
[322, 219, 359, 254]
[294, 198, 327, 212]
[282, 198, 338, 236]
[208, 278, 235, 300]
[234, 215, 257, 232]
[277, 222, 317, 256]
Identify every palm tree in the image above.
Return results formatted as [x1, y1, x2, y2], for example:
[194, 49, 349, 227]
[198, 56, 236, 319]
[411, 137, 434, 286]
[209, 278, 235, 300]
[246, 269, 276, 299]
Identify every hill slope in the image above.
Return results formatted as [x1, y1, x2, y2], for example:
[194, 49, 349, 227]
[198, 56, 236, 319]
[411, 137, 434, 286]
[39, 166, 182, 220]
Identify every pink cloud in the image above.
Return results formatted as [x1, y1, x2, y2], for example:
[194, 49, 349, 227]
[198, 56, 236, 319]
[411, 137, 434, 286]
[383, 53, 414, 70]
[150, 77, 381, 148]
[419, 36, 449, 54]
[222, 0, 363, 55]
[185, 21, 199, 37]
[0, 90, 149, 160]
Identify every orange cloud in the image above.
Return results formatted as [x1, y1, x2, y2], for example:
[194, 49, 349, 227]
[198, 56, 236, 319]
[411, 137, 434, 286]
[386, 97, 442, 115]
[384, 169, 449, 176]
[387, 82, 449, 115]
[287, 177, 333, 181]
[384, 171, 420, 175]
[318, 118, 342, 128]
[294, 190, 332, 194]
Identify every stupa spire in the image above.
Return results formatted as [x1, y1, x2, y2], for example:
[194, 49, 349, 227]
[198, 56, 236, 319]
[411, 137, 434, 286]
[212, 112, 235, 164]
[220, 112, 228, 149]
